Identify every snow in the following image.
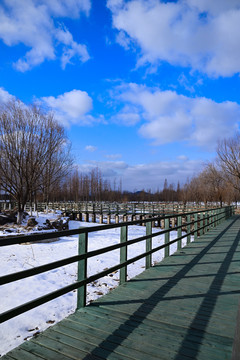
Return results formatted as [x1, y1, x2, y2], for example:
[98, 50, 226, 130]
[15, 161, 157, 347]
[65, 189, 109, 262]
[0, 211, 190, 356]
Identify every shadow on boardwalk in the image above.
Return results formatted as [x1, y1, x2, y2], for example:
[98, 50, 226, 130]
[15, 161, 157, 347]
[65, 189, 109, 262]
[82, 216, 240, 359]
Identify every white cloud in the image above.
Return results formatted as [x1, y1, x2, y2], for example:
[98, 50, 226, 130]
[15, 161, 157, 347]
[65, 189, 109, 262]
[121, 159, 202, 191]
[41, 89, 94, 126]
[107, 0, 240, 77]
[112, 83, 240, 149]
[55, 25, 90, 69]
[46, 0, 91, 17]
[111, 105, 141, 126]
[0, 87, 15, 104]
[79, 160, 128, 177]
[0, 0, 91, 71]
[85, 145, 97, 152]
[77, 157, 202, 191]
[0, 87, 99, 128]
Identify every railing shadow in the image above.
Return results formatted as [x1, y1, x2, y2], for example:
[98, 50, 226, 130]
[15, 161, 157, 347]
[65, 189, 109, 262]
[80, 216, 239, 359]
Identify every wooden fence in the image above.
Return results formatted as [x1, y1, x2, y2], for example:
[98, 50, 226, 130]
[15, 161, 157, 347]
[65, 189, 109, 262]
[0, 206, 234, 325]
[0, 200, 232, 222]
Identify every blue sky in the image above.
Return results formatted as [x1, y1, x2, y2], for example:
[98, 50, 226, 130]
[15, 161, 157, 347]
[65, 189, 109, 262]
[0, 0, 240, 191]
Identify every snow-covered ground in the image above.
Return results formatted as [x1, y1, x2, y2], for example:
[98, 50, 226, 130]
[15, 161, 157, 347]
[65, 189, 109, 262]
[0, 211, 190, 356]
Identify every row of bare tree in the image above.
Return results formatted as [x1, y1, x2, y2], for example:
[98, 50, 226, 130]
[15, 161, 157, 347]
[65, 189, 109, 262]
[46, 167, 123, 203]
[180, 135, 240, 206]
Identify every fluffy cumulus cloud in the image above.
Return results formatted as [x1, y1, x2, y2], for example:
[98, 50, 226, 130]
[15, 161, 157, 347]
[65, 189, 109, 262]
[41, 89, 94, 126]
[0, 0, 91, 71]
[107, 0, 240, 77]
[112, 83, 240, 149]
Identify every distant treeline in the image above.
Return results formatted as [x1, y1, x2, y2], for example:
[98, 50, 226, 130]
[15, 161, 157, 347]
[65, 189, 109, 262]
[1, 161, 240, 205]
[17, 162, 239, 205]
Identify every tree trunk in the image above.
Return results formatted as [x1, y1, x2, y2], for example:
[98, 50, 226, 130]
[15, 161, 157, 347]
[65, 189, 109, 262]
[17, 211, 23, 224]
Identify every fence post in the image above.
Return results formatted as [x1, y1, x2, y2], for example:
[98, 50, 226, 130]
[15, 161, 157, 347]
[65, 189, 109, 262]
[165, 217, 170, 258]
[213, 209, 217, 227]
[77, 231, 88, 309]
[210, 209, 213, 228]
[228, 206, 231, 219]
[194, 213, 198, 241]
[120, 225, 128, 284]
[177, 215, 182, 250]
[187, 214, 191, 244]
[216, 209, 219, 225]
[200, 212, 203, 236]
[146, 221, 152, 269]
[204, 212, 208, 233]
[219, 208, 222, 224]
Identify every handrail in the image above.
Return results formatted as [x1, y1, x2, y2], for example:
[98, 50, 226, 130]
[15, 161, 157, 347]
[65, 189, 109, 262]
[0, 200, 231, 216]
[0, 206, 234, 324]
[0, 206, 229, 246]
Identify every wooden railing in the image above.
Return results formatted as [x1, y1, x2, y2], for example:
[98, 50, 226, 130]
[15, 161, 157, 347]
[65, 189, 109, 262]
[0, 200, 229, 217]
[0, 206, 234, 324]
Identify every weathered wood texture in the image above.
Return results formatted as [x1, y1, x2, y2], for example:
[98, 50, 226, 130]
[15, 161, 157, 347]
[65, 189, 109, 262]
[3, 215, 240, 359]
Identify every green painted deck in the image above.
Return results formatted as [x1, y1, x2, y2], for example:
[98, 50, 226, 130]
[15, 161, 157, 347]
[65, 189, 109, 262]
[3, 215, 240, 360]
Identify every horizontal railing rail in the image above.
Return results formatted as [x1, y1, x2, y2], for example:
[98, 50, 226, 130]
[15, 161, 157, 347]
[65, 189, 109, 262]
[0, 206, 234, 325]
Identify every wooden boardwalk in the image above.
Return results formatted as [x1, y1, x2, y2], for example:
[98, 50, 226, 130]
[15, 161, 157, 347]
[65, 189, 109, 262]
[3, 215, 240, 360]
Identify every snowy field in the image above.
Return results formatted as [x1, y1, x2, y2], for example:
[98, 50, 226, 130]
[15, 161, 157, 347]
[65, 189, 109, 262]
[0, 211, 190, 356]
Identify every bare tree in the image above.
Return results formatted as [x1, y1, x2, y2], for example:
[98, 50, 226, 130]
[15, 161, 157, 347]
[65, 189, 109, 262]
[0, 100, 72, 223]
[39, 123, 72, 205]
[217, 133, 240, 191]
[203, 163, 226, 206]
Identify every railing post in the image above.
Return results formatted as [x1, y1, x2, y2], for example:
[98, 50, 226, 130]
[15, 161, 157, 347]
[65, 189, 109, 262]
[220, 208, 223, 223]
[194, 213, 198, 241]
[177, 215, 182, 250]
[200, 212, 203, 236]
[165, 217, 170, 258]
[120, 225, 128, 284]
[77, 231, 88, 309]
[146, 220, 152, 269]
[187, 214, 191, 244]
[204, 212, 208, 233]
[210, 210, 214, 228]
[216, 209, 219, 225]
[214, 209, 217, 227]
[227, 206, 230, 219]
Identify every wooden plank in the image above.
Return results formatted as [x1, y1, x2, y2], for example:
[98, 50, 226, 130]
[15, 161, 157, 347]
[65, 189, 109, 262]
[44, 325, 175, 360]
[2, 348, 46, 360]
[12, 341, 74, 360]
[0, 356, 19, 360]
[31, 332, 125, 360]
[64, 310, 232, 356]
